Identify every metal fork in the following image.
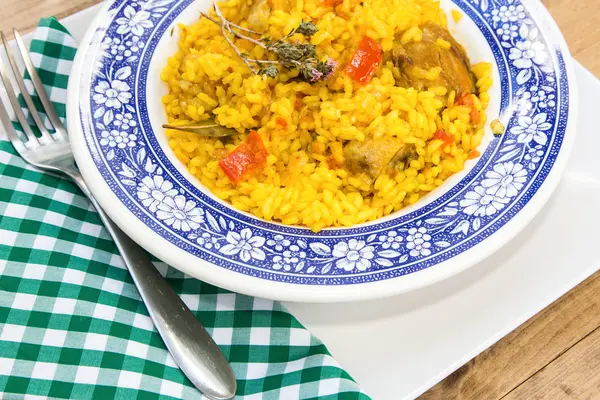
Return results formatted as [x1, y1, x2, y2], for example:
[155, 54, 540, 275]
[0, 29, 236, 400]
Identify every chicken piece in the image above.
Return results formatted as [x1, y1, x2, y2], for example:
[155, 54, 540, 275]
[388, 143, 418, 172]
[247, 0, 272, 33]
[392, 22, 476, 95]
[344, 138, 417, 178]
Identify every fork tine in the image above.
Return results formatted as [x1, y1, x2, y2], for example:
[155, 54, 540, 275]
[0, 98, 27, 156]
[0, 55, 39, 147]
[1, 31, 54, 144]
[13, 29, 66, 140]
[0, 96, 67, 180]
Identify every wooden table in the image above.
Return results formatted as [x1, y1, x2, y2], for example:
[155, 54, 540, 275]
[2, 1, 599, 399]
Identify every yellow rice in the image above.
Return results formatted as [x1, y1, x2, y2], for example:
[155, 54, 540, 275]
[161, 0, 492, 232]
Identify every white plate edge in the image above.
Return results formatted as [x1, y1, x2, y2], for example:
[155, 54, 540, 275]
[66, 0, 579, 303]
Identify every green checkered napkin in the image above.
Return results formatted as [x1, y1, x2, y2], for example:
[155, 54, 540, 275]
[0, 17, 371, 400]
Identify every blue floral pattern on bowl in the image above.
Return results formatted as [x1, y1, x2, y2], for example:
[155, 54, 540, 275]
[78, 0, 570, 285]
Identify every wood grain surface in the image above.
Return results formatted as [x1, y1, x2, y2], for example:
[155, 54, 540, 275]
[1, 1, 599, 399]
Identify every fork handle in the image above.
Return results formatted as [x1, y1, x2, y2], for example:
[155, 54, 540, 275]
[69, 172, 237, 400]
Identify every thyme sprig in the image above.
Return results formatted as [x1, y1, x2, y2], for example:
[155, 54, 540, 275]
[203, 3, 336, 82]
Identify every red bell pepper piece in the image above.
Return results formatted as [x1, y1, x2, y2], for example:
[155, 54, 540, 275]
[455, 92, 473, 107]
[276, 116, 288, 128]
[344, 36, 383, 85]
[219, 131, 268, 184]
[456, 92, 481, 124]
[434, 129, 454, 145]
[468, 149, 481, 159]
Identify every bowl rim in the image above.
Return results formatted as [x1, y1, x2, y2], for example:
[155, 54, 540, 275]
[67, 0, 578, 303]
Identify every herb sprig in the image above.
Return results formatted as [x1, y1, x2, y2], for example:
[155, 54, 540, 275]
[202, 3, 337, 82]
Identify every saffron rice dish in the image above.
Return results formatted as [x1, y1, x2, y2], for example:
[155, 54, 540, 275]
[161, 0, 493, 232]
